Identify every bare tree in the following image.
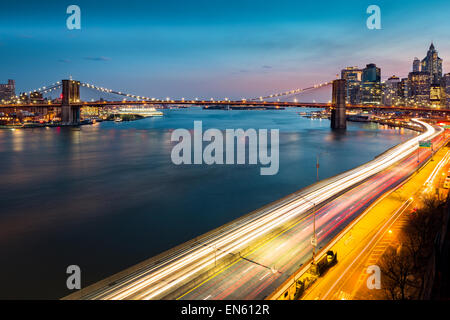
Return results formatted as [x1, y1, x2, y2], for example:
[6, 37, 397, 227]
[379, 246, 416, 300]
[402, 197, 444, 297]
[380, 197, 445, 300]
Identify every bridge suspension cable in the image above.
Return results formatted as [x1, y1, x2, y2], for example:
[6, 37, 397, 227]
[2, 79, 334, 105]
[249, 81, 333, 101]
[26, 82, 62, 95]
[80, 82, 159, 101]
[1, 81, 62, 104]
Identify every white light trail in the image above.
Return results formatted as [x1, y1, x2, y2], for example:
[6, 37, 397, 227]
[81, 120, 438, 300]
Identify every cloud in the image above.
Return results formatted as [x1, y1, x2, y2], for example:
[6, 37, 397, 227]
[262, 65, 272, 69]
[83, 56, 111, 62]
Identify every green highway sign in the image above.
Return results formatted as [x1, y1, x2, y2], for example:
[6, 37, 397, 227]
[419, 141, 432, 148]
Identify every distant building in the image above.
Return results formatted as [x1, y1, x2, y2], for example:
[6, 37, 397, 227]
[421, 42, 443, 84]
[360, 63, 381, 105]
[408, 71, 431, 106]
[413, 57, 421, 72]
[19, 91, 45, 104]
[430, 83, 445, 108]
[383, 76, 401, 106]
[0, 79, 15, 102]
[400, 78, 410, 103]
[341, 67, 362, 105]
[443, 73, 450, 108]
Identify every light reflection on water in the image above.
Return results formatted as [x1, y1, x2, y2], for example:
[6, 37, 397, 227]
[0, 108, 416, 298]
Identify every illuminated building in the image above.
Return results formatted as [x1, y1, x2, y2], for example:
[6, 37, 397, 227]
[421, 42, 443, 84]
[413, 57, 421, 72]
[430, 83, 445, 108]
[408, 71, 431, 106]
[383, 76, 401, 106]
[444, 73, 450, 108]
[19, 91, 45, 104]
[341, 67, 362, 105]
[0, 79, 15, 102]
[360, 63, 381, 105]
[399, 78, 411, 105]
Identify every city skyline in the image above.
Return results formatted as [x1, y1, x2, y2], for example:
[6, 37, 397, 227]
[2, 41, 448, 105]
[2, 0, 450, 99]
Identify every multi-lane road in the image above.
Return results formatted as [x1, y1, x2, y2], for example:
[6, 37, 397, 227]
[71, 119, 442, 300]
[301, 146, 450, 300]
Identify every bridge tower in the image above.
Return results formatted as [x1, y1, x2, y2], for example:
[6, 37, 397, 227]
[330, 79, 347, 130]
[61, 79, 81, 125]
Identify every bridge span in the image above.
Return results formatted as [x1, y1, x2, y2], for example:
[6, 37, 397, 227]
[3, 99, 450, 112]
[2, 79, 450, 126]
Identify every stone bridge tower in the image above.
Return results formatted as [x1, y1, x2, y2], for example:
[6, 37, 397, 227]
[61, 79, 81, 125]
[331, 79, 347, 130]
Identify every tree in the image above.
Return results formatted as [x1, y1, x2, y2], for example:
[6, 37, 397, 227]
[380, 245, 416, 300]
[380, 197, 445, 300]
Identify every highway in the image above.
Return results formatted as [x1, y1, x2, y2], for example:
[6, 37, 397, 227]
[75, 119, 441, 300]
[301, 146, 450, 300]
[180, 126, 446, 300]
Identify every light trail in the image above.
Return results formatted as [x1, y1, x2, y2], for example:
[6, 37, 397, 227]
[81, 119, 438, 300]
[321, 199, 413, 300]
[424, 150, 450, 191]
[184, 140, 442, 300]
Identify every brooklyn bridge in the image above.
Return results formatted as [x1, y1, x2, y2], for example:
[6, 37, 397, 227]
[1, 79, 449, 127]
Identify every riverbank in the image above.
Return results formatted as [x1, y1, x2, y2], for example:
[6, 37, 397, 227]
[0, 114, 146, 129]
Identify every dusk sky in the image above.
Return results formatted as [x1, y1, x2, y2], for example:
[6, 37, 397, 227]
[1, 0, 450, 100]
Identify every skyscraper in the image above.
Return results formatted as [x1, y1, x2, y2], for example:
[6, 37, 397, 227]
[383, 76, 401, 106]
[444, 73, 450, 108]
[399, 78, 411, 105]
[408, 71, 431, 106]
[421, 42, 443, 84]
[413, 57, 421, 72]
[360, 63, 381, 105]
[0, 79, 15, 102]
[341, 67, 362, 105]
